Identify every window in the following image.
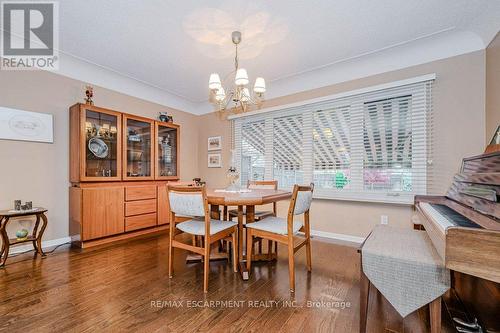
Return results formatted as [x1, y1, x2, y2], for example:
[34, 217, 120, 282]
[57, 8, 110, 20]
[233, 77, 433, 204]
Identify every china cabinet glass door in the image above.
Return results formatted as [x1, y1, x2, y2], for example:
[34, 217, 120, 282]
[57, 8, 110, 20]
[124, 115, 154, 180]
[155, 122, 179, 179]
[84, 108, 121, 180]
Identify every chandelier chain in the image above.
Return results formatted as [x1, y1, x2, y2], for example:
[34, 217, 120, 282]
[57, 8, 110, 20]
[234, 43, 239, 71]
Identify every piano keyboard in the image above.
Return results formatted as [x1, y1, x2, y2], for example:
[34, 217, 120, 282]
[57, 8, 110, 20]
[419, 202, 482, 232]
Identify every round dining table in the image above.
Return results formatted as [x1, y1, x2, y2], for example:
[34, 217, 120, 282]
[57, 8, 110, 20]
[206, 188, 292, 280]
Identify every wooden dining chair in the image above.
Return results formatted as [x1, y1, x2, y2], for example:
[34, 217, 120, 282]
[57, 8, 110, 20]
[225, 180, 279, 256]
[246, 183, 314, 292]
[226, 180, 278, 221]
[167, 185, 238, 293]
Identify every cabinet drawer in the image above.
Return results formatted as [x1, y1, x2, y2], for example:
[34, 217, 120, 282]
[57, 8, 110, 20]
[125, 186, 157, 201]
[125, 199, 157, 216]
[125, 213, 157, 232]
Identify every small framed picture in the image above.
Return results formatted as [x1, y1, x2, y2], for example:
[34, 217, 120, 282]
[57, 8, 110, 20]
[207, 136, 222, 151]
[208, 153, 222, 168]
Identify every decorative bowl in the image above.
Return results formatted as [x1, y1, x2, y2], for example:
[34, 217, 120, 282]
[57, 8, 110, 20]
[88, 137, 109, 158]
[16, 229, 29, 240]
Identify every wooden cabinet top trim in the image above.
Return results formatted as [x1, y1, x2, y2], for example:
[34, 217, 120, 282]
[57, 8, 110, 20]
[72, 103, 122, 117]
[71, 103, 180, 128]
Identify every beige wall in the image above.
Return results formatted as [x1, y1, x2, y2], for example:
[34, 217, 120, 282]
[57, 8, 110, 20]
[486, 32, 500, 142]
[0, 70, 200, 241]
[198, 51, 486, 238]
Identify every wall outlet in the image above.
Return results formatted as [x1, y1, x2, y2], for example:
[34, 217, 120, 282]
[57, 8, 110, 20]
[380, 215, 389, 225]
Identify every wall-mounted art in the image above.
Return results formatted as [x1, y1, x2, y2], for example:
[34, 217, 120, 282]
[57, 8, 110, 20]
[208, 153, 222, 168]
[0, 107, 54, 143]
[207, 136, 222, 151]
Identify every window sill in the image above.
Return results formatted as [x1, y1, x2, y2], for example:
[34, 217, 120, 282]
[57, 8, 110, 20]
[312, 191, 416, 205]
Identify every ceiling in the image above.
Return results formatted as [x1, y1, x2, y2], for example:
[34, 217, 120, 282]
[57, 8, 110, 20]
[57, 0, 500, 114]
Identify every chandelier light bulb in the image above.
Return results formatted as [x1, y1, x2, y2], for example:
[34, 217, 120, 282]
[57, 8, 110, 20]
[254, 77, 266, 93]
[235, 68, 249, 86]
[240, 88, 250, 102]
[209, 73, 222, 90]
[215, 87, 226, 102]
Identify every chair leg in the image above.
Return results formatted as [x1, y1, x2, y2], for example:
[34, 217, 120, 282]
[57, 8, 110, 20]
[232, 229, 238, 273]
[274, 241, 278, 257]
[168, 224, 174, 278]
[258, 239, 262, 254]
[203, 239, 210, 293]
[304, 212, 312, 271]
[246, 229, 253, 272]
[429, 297, 441, 333]
[305, 240, 312, 272]
[287, 240, 295, 292]
[267, 240, 273, 259]
[359, 270, 370, 333]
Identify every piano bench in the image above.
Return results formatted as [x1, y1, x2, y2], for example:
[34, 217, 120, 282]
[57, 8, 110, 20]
[359, 225, 451, 333]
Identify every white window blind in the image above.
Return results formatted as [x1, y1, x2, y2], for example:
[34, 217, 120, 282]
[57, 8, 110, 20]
[233, 78, 434, 204]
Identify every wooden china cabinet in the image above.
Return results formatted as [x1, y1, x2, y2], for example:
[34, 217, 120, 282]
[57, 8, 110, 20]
[69, 103, 180, 248]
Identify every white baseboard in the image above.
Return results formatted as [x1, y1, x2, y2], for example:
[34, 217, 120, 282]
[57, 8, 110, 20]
[8, 236, 72, 255]
[7, 231, 364, 255]
[305, 229, 366, 246]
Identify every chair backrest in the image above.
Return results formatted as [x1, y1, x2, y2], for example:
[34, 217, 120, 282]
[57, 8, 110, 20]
[288, 183, 314, 216]
[167, 185, 208, 218]
[248, 180, 279, 215]
[247, 180, 278, 190]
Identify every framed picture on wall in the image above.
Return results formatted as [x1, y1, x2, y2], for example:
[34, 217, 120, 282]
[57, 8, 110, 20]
[0, 107, 54, 143]
[208, 153, 222, 168]
[207, 136, 222, 151]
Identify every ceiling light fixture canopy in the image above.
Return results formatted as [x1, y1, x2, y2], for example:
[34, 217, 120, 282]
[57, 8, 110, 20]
[208, 31, 266, 112]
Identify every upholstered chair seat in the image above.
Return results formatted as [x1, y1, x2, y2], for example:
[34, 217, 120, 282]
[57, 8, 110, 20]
[246, 216, 303, 235]
[177, 219, 237, 236]
[227, 209, 274, 219]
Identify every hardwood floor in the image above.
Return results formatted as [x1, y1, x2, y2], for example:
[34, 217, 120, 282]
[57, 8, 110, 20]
[0, 234, 454, 332]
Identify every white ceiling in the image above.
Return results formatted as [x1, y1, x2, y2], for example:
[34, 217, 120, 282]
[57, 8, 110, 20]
[57, 0, 500, 114]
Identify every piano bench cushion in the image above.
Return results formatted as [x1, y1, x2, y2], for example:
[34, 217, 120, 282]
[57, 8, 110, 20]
[361, 225, 450, 318]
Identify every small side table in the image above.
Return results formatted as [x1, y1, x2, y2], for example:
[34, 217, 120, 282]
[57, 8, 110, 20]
[0, 208, 48, 267]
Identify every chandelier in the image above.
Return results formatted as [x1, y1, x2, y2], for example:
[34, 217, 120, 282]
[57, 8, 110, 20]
[208, 31, 266, 112]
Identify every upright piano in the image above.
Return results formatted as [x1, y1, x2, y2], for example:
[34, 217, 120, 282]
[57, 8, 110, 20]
[414, 151, 500, 331]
